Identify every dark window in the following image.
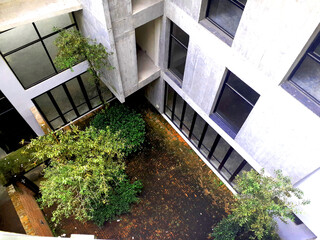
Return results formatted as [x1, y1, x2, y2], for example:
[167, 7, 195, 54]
[288, 32, 320, 105]
[164, 82, 253, 185]
[33, 72, 114, 130]
[206, 0, 246, 38]
[0, 13, 78, 89]
[168, 22, 189, 81]
[0, 91, 36, 153]
[214, 71, 259, 135]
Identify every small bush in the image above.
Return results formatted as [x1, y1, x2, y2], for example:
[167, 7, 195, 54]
[0, 146, 44, 185]
[91, 103, 145, 156]
[91, 178, 143, 226]
[210, 215, 240, 240]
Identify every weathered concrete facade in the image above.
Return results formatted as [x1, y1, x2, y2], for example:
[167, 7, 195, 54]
[1, 0, 320, 239]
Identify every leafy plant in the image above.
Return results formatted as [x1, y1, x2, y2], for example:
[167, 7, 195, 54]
[53, 28, 113, 101]
[0, 146, 44, 185]
[211, 169, 309, 240]
[27, 126, 142, 225]
[91, 103, 146, 156]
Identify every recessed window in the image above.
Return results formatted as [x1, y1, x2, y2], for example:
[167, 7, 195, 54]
[206, 0, 246, 38]
[214, 71, 259, 135]
[0, 13, 78, 89]
[287, 32, 320, 105]
[168, 22, 189, 82]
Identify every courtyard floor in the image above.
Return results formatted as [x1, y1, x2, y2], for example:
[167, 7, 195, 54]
[43, 98, 235, 240]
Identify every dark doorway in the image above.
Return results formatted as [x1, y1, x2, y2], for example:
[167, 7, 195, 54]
[0, 91, 36, 153]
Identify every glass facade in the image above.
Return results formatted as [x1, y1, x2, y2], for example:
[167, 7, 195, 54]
[33, 72, 114, 130]
[206, 0, 246, 38]
[164, 83, 253, 185]
[214, 71, 259, 134]
[168, 23, 189, 81]
[0, 13, 77, 89]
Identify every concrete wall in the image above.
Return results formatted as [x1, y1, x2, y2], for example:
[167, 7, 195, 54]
[145, 0, 320, 238]
[76, 0, 126, 102]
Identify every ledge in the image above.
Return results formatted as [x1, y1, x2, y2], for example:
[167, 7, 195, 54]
[132, 0, 163, 28]
[0, 0, 82, 31]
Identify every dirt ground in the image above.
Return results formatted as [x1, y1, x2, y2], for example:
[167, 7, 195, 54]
[43, 100, 235, 240]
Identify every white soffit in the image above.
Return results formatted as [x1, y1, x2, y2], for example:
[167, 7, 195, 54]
[0, 0, 82, 32]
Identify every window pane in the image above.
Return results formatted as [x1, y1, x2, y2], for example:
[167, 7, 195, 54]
[314, 43, 320, 56]
[50, 86, 73, 114]
[66, 78, 86, 107]
[5, 42, 55, 88]
[77, 103, 89, 115]
[211, 137, 230, 163]
[82, 72, 98, 99]
[35, 13, 74, 37]
[0, 24, 38, 54]
[90, 96, 102, 108]
[173, 94, 184, 126]
[200, 126, 218, 156]
[171, 24, 189, 47]
[216, 85, 253, 133]
[165, 84, 175, 111]
[64, 110, 77, 122]
[34, 94, 59, 121]
[99, 82, 113, 102]
[291, 55, 320, 102]
[51, 117, 64, 130]
[207, 0, 244, 37]
[181, 104, 195, 136]
[227, 72, 259, 105]
[0, 97, 13, 113]
[190, 115, 206, 146]
[169, 38, 187, 80]
[221, 151, 244, 178]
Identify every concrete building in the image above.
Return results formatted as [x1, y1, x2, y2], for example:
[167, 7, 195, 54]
[1, 0, 320, 239]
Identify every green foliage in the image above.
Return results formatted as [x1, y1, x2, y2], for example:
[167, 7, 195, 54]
[211, 169, 309, 240]
[0, 146, 43, 185]
[91, 178, 143, 226]
[210, 215, 240, 240]
[91, 103, 146, 156]
[53, 28, 113, 99]
[27, 126, 142, 225]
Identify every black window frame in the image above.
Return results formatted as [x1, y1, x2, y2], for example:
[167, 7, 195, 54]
[206, 0, 246, 39]
[33, 72, 114, 130]
[283, 32, 320, 115]
[164, 82, 253, 185]
[168, 22, 190, 83]
[0, 12, 79, 90]
[213, 71, 259, 137]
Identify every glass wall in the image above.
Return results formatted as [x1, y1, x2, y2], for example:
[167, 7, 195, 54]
[164, 83, 253, 185]
[0, 13, 78, 89]
[33, 72, 114, 130]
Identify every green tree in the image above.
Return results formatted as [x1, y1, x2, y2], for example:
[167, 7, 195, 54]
[53, 28, 113, 101]
[211, 169, 309, 240]
[27, 126, 142, 225]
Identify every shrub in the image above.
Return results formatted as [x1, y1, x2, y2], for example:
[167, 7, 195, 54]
[27, 126, 142, 225]
[0, 146, 44, 185]
[91, 103, 146, 156]
[211, 169, 309, 240]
